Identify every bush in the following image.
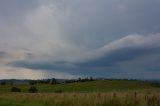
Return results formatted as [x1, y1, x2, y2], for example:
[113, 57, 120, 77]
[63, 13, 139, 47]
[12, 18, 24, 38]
[54, 89, 62, 93]
[11, 87, 21, 92]
[29, 80, 37, 85]
[0, 82, 6, 85]
[28, 86, 38, 93]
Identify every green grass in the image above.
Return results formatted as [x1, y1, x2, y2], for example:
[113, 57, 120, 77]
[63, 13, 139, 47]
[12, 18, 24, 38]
[0, 80, 157, 93]
[0, 80, 160, 106]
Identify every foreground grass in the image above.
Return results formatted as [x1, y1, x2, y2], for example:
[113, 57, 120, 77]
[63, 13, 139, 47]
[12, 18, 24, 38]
[0, 92, 160, 106]
[0, 80, 160, 106]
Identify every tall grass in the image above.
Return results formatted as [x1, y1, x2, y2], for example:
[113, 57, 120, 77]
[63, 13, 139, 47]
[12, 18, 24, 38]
[0, 92, 160, 106]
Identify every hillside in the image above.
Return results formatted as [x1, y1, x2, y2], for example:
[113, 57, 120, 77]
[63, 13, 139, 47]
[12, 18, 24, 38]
[0, 80, 159, 93]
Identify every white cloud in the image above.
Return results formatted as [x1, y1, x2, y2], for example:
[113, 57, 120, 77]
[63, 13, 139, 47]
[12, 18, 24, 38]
[0, 65, 78, 79]
[97, 33, 160, 57]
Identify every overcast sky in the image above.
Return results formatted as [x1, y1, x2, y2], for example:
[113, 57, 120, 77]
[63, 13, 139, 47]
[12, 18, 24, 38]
[0, 0, 160, 79]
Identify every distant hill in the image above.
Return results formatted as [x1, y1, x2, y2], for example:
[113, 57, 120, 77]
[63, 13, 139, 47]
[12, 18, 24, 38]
[1, 79, 159, 93]
[37, 80, 156, 93]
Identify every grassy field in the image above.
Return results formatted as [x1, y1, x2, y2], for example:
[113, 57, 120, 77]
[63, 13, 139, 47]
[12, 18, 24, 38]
[0, 92, 160, 106]
[0, 80, 160, 106]
[0, 80, 157, 93]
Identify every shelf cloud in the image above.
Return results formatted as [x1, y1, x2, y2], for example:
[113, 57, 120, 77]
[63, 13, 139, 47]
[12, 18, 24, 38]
[1, 0, 160, 79]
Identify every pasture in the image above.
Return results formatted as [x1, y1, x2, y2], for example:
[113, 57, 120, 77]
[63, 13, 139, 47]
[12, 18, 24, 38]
[0, 80, 160, 106]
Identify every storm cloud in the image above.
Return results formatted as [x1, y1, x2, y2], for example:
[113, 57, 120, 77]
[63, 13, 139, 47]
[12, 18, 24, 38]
[9, 33, 160, 78]
[1, 0, 160, 79]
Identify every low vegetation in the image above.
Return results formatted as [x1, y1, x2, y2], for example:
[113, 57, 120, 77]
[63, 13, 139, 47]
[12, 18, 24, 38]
[0, 80, 158, 93]
[0, 92, 160, 106]
[11, 87, 21, 92]
[0, 79, 160, 106]
[28, 86, 38, 93]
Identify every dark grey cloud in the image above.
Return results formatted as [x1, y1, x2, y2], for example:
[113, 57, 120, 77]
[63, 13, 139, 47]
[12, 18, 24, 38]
[8, 34, 160, 78]
[56, 0, 160, 48]
[78, 47, 160, 68]
[0, 0, 39, 24]
[0, 0, 39, 14]
[1, 0, 160, 79]
[0, 51, 7, 58]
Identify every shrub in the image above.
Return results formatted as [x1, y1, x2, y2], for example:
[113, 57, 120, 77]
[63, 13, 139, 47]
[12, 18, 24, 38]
[0, 81, 6, 85]
[29, 80, 37, 85]
[28, 86, 38, 93]
[11, 87, 21, 92]
[54, 89, 62, 93]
